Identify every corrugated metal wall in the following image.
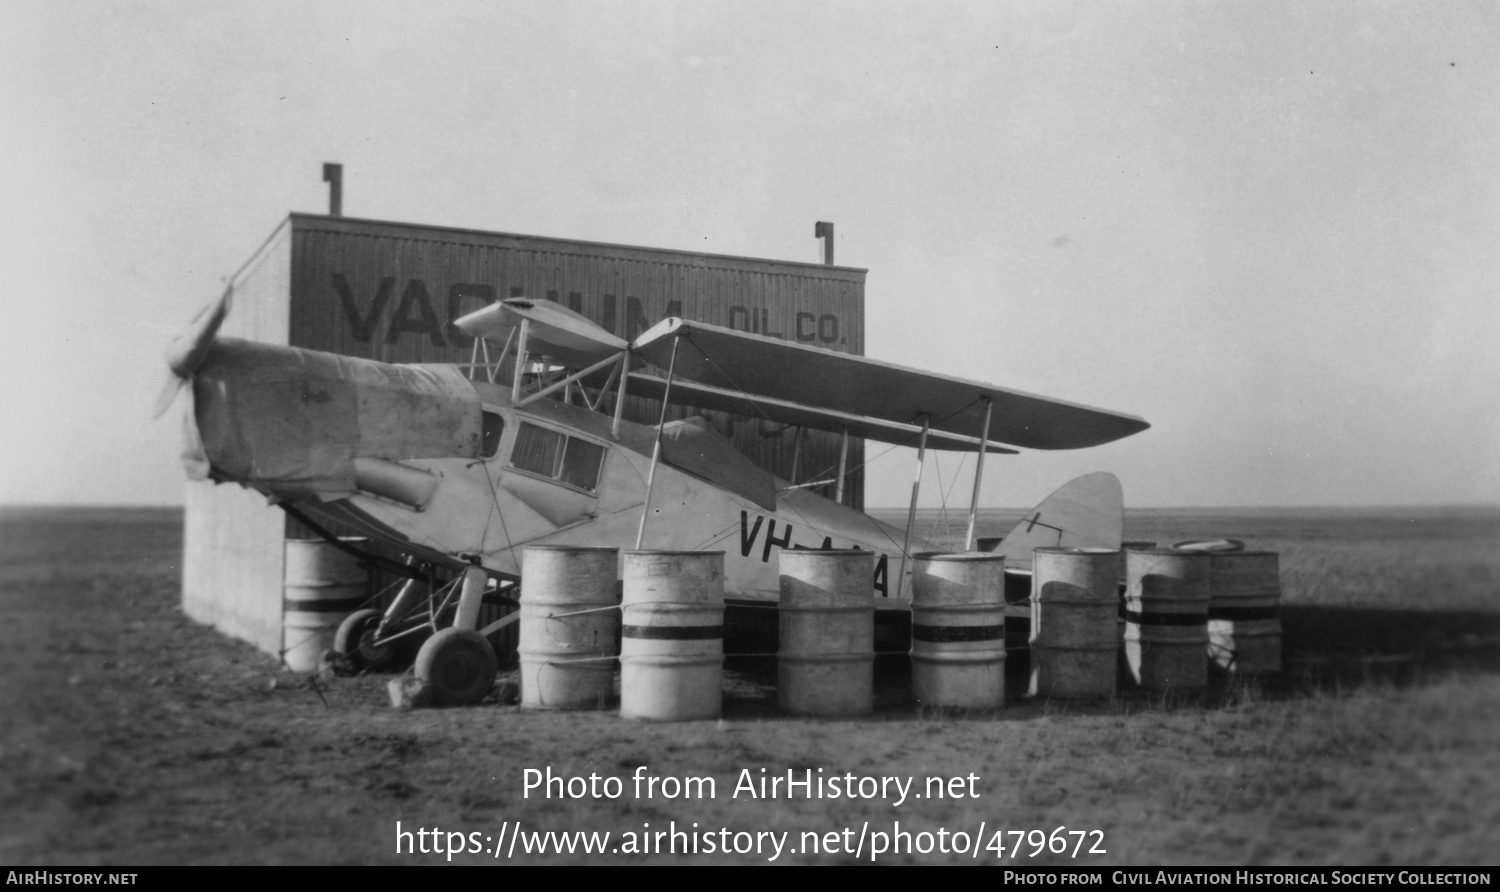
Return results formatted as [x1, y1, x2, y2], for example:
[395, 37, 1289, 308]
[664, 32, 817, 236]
[286, 214, 867, 507]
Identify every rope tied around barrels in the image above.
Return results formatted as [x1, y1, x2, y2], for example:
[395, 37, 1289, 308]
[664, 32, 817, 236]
[541, 604, 623, 620]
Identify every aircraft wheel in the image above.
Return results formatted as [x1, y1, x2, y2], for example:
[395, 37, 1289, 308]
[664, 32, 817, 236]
[334, 609, 400, 673]
[414, 628, 497, 706]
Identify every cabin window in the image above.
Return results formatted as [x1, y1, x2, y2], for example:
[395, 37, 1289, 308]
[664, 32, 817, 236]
[512, 424, 563, 476]
[558, 438, 606, 490]
[510, 422, 605, 492]
[481, 411, 505, 459]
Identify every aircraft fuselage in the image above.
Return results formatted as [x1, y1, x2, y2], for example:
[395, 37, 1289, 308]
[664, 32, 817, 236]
[296, 378, 932, 602]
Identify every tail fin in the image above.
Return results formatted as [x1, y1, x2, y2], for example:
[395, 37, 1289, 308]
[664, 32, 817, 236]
[981, 472, 1124, 570]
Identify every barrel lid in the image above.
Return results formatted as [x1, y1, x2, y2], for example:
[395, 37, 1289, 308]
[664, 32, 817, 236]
[1172, 538, 1245, 553]
[1128, 546, 1214, 557]
[912, 551, 1008, 561]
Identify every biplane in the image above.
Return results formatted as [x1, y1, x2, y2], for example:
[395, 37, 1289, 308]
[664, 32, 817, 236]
[160, 291, 1148, 703]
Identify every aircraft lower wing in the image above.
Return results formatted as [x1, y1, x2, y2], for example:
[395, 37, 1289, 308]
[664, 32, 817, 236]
[621, 372, 1018, 453]
[633, 318, 1149, 450]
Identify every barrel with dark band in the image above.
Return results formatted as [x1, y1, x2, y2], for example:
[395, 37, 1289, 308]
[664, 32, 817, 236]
[1030, 547, 1120, 699]
[519, 545, 619, 710]
[1206, 551, 1282, 674]
[283, 538, 370, 673]
[620, 550, 724, 721]
[778, 550, 874, 716]
[910, 552, 1007, 710]
[1123, 548, 1210, 691]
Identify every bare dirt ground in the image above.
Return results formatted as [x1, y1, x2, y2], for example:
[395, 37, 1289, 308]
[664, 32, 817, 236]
[2, 506, 1498, 865]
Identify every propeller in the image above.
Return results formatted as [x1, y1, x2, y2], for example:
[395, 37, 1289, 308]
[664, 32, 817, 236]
[152, 287, 233, 419]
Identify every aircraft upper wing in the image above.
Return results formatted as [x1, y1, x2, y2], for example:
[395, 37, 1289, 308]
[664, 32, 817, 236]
[455, 299, 628, 368]
[631, 318, 1150, 450]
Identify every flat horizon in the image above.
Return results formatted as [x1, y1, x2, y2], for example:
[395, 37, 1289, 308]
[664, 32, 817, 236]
[5, 502, 1498, 514]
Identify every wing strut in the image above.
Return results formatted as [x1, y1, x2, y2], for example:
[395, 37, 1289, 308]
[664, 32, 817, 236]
[790, 426, 803, 484]
[634, 336, 682, 549]
[896, 415, 931, 600]
[611, 352, 629, 438]
[516, 351, 626, 409]
[510, 318, 530, 406]
[834, 427, 850, 505]
[963, 398, 994, 551]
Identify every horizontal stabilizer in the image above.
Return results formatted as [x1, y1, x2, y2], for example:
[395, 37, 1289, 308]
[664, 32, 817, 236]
[456, 299, 627, 368]
[632, 319, 1148, 450]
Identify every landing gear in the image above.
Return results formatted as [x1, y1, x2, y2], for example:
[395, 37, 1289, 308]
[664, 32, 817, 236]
[415, 628, 498, 706]
[334, 609, 401, 673]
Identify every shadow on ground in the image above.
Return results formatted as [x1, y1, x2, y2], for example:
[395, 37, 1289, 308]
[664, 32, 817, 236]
[707, 605, 1500, 719]
[1272, 605, 1500, 689]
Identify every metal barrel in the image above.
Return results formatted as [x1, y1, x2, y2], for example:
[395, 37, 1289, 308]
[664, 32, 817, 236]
[1030, 547, 1121, 699]
[1123, 548, 1210, 691]
[777, 550, 875, 716]
[518, 546, 619, 710]
[1207, 551, 1282, 674]
[910, 553, 1007, 710]
[619, 551, 724, 721]
[282, 538, 370, 673]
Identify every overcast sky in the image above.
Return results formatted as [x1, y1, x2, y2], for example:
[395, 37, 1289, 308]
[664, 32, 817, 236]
[3, 1, 1496, 509]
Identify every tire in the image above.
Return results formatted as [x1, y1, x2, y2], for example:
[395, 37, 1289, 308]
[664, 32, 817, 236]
[334, 609, 400, 673]
[414, 628, 497, 706]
